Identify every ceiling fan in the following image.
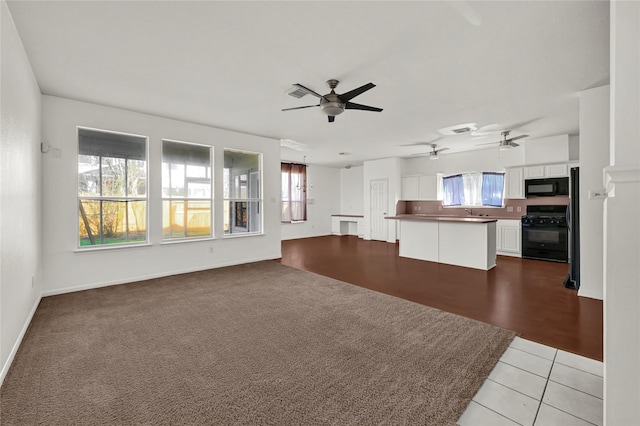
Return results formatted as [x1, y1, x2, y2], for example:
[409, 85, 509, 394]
[412, 143, 449, 160]
[282, 79, 383, 122]
[476, 130, 528, 150]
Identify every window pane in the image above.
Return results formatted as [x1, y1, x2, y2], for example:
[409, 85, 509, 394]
[101, 157, 126, 197]
[443, 175, 463, 206]
[162, 140, 212, 240]
[224, 200, 261, 235]
[78, 155, 100, 196]
[77, 128, 148, 248]
[482, 173, 505, 207]
[224, 149, 261, 234]
[127, 159, 146, 196]
[79, 199, 146, 246]
[185, 200, 211, 237]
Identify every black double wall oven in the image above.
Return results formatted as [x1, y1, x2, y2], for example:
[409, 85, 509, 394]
[521, 205, 568, 262]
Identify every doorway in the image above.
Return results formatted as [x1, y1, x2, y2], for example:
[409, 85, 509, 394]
[370, 178, 388, 241]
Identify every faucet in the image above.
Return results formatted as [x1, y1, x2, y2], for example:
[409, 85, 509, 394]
[465, 208, 473, 216]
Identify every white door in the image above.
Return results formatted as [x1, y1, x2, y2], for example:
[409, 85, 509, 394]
[370, 179, 388, 241]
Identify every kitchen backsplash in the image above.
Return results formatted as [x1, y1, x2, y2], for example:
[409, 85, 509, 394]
[396, 196, 569, 218]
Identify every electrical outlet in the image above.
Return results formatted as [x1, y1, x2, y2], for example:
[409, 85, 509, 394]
[208, 247, 214, 254]
[417, 206, 422, 211]
[517, 206, 522, 212]
[413, 206, 418, 211]
[507, 206, 514, 212]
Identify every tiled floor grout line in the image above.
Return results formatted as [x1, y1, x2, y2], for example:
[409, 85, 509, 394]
[553, 361, 604, 378]
[461, 341, 604, 426]
[531, 349, 558, 426]
[468, 401, 526, 426]
[509, 345, 556, 362]
[485, 377, 540, 401]
[547, 378, 604, 400]
[498, 359, 551, 380]
[540, 401, 600, 426]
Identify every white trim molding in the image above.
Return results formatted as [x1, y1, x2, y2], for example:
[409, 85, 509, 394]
[603, 163, 640, 425]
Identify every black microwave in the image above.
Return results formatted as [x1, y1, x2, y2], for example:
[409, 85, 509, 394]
[525, 177, 569, 197]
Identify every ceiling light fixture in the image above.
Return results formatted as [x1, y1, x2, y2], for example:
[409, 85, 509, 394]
[429, 153, 439, 160]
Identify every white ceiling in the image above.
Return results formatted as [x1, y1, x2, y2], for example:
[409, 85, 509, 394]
[7, 1, 609, 167]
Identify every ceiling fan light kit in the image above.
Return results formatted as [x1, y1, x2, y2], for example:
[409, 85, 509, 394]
[282, 79, 383, 122]
[476, 130, 529, 150]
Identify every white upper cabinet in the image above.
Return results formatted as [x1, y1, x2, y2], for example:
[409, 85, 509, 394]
[544, 163, 569, 177]
[401, 176, 420, 200]
[505, 167, 524, 199]
[401, 175, 437, 200]
[524, 165, 545, 179]
[418, 175, 437, 200]
[524, 163, 570, 179]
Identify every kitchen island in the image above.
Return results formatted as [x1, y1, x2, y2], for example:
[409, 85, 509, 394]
[386, 215, 497, 270]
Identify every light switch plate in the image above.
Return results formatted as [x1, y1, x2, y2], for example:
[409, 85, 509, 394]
[588, 189, 607, 200]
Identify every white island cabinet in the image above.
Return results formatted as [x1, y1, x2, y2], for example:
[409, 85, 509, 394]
[388, 215, 497, 270]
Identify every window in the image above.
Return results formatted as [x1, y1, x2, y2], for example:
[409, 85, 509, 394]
[281, 163, 307, 223]
[442, 172, 505, 207]
[77, 128, 147, 247]
[223, 150, 262, 235]
[162, 140, 212, 240]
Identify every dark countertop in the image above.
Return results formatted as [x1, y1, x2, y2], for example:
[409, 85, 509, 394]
[332, 214, 364, 218]
[385, 214, 498, 223]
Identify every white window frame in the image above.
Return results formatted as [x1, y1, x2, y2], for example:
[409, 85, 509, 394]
[161, 139, 214, 242]
[76, 126, 149, 249]
[223, 148, 263, 237]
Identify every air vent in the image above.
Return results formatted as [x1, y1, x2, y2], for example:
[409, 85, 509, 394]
[286, 86, 309, 98]
[452, 127, 473, 134]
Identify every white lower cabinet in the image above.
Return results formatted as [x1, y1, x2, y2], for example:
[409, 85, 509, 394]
[496, 220, 521, 257]
[332, 216, 364, 238]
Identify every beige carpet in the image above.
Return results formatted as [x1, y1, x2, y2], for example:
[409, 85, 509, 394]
[1, 261, 514, 425]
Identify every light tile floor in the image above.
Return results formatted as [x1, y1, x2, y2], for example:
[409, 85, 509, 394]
[458, 337, 603, 426]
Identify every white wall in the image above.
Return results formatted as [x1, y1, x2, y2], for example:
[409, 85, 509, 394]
[524, 134, 570, 165]
[340, 166, 364, 215]
[604, 1, 640, 423]
[281, 164, 340, 240]
[569, 135, 580, 161]
[578, 85, 609, 301]
[0, 2, 42, 383]
[40, 96, 281, 295]
[363, 157, 401, 243]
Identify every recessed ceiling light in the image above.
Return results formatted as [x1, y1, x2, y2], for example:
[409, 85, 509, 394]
[339, 152, 351, 156]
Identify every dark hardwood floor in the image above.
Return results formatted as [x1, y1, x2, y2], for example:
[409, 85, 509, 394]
[278, 235, 603, 361]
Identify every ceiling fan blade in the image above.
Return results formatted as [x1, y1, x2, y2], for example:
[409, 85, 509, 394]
[281, 105, 320, 111]
[292, 84, 325, 100]
[507, 134, 529, 142]
[338, 83, 376, 102]
[328, 115, 335, 123]
[508, 142, 520, 147]
[345, 101, 383, 112]
[476, 141, 499, 146]
[435, 147, 450, 153]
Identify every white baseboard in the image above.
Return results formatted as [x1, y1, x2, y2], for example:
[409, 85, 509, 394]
[42, 255, 280, 297]
[1, 294, 42, 386]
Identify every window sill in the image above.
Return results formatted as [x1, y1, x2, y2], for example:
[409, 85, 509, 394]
[74, 242, 152, 253]
[223, 232, 264, 239]
[282, 221, 307, 225]
[161, 237, 216, 245]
